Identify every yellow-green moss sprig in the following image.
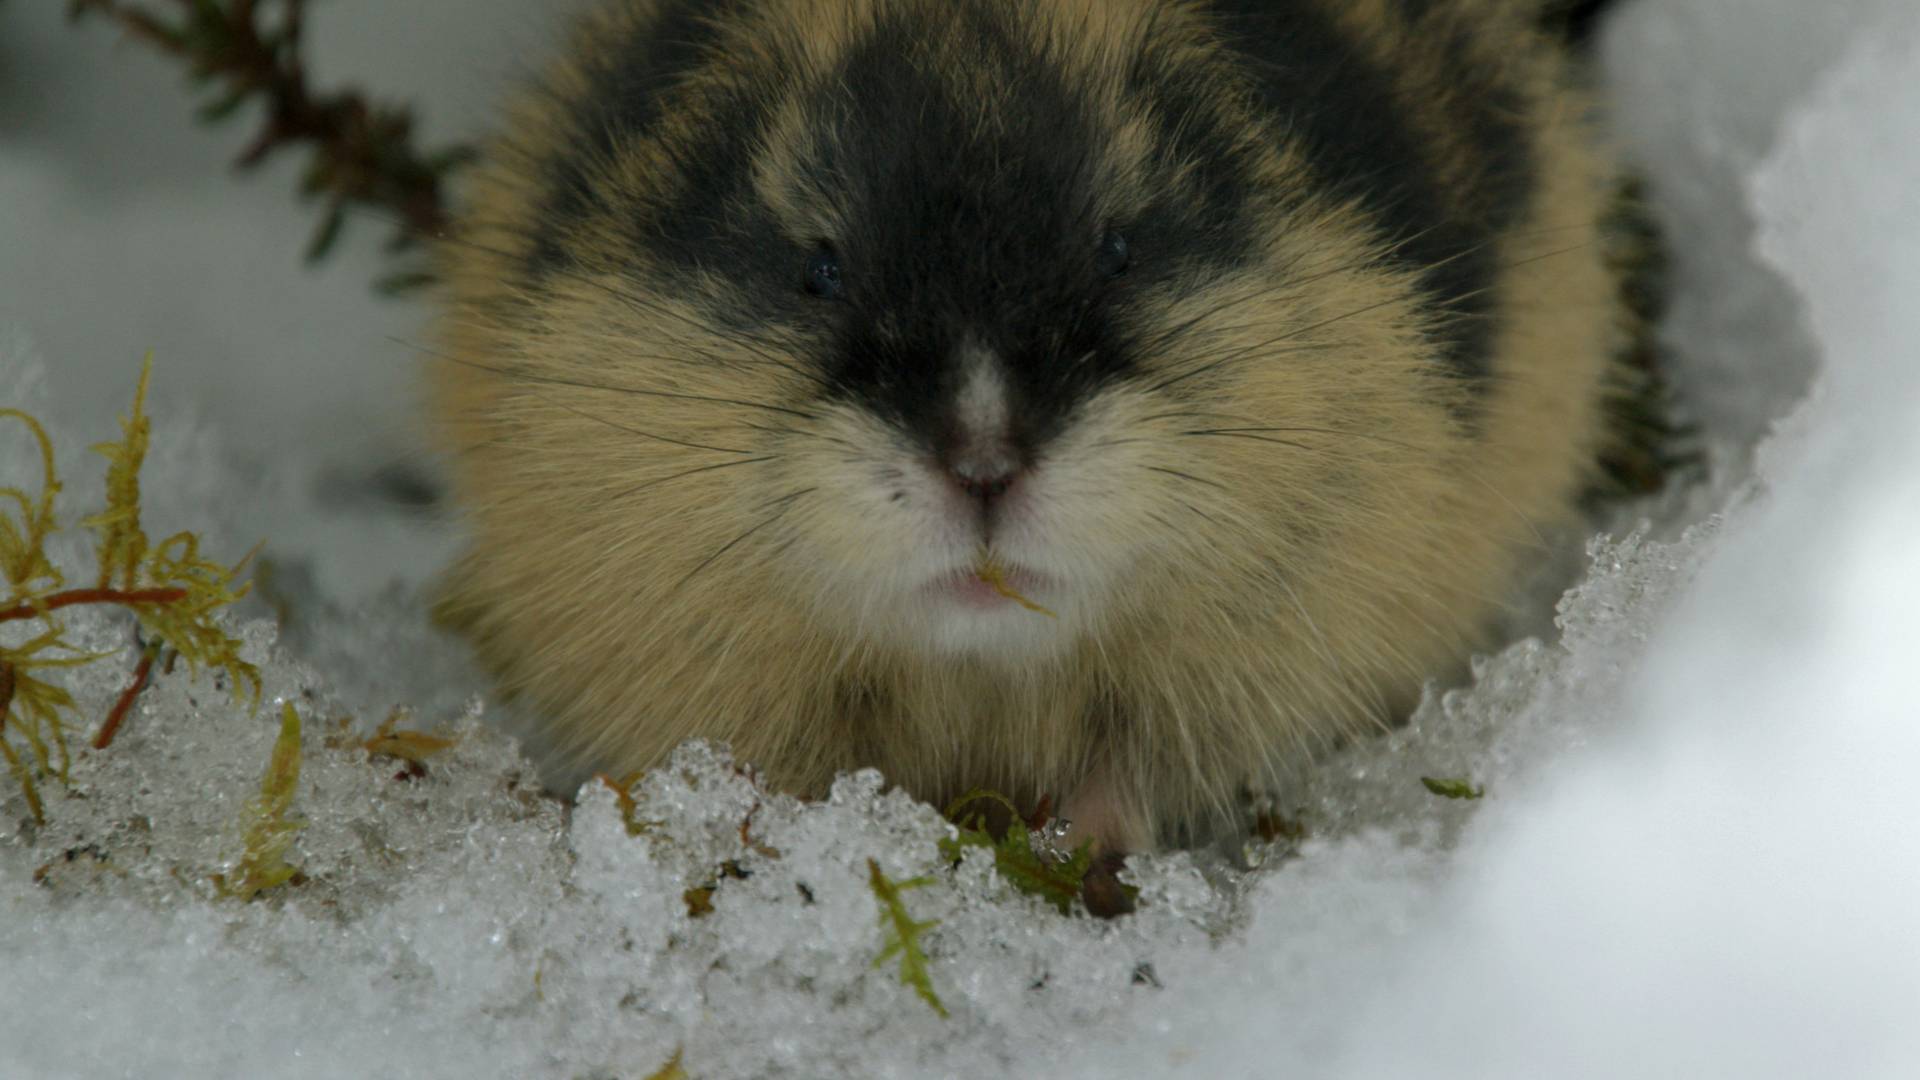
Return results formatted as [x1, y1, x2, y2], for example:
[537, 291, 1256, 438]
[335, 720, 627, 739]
[0, 643, 105, 816]
[0, 403, 64, 599]
[214, 701, 306, 900]
[80, 356, 261, 714]
[643, 1049, 689, 1080]
[867, 857, 948, 1019]
[940, 789, 1093, 917]
[83, 354, 154, 592]
[2, 355, 260, 821]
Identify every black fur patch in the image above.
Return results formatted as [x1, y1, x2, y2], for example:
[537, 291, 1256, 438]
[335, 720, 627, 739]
[1199, 0, 1537, 384]
[797, 4, 1155, 462]
[526, 0, 1543, 420]
[1118, 34, 1267, 271]
[526, 0, 748, 275]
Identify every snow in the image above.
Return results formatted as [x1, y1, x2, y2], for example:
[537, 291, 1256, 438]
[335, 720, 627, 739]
[5, 1, 1920, 1077]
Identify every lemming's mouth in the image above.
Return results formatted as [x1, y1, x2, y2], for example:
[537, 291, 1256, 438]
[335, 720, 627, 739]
[922, 561, 1055, 615]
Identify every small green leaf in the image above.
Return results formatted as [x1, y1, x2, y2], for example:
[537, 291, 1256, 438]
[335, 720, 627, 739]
[304, 205, 346, 263]
[373, 269, 438, 297]
[1421, 776, 1486, 801]
[196, 87, 251, 124]
[298, 157, 332, 197]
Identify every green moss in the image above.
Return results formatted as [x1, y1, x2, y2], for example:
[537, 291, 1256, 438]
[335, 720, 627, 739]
[867, 857, 947, 1019]
[940, 789, 1092, 916]
[1, 356, 259, 823]
[85, 358, 261, 708]
[214, 702, 307, 900]
[642, 1049, 688, 1080]
[1420, 777, 1487, 801]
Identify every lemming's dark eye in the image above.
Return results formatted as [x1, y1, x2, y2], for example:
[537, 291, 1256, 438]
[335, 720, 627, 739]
[804, 247, 844, 299]
[1096, 230, 1130, 278]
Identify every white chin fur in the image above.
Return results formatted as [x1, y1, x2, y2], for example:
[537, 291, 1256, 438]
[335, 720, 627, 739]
[904, 591, 1083, 661]
[789, 391, 1148, 661]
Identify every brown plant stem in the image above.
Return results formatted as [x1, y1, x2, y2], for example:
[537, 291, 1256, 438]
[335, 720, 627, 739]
[93, 644, 160, 750]
[0, 587, 189, 623]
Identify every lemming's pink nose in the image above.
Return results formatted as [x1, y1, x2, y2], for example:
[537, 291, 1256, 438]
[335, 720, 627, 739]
[947, 443, 1021, 503]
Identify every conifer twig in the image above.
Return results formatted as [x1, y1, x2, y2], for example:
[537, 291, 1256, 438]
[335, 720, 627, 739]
[67, 0, 475, 278]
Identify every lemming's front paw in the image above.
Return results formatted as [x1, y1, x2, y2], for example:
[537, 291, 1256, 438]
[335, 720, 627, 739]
[1079, 850, 1135, 918]
[1057, 761, 1148, 918]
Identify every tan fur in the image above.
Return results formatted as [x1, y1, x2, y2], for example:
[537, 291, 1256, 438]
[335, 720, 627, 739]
[430, 0, 1620, 849]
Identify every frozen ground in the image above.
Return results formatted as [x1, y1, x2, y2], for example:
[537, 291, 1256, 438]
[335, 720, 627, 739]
[4, 0, 1920, 1077]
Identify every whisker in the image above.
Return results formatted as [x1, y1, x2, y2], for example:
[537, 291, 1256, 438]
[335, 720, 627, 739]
[393, 216, 830, 388]
[1179, 430, 1318, 453]
[529, 392, 755, 455]
[1149, 339, 1346, 394]
[612, 455, 780, 501]
[739, 421, 853, 449]
[1171, 499, 1224, 527]
[397, 337, 821, 421]
[1138, 220, 1603, 390]
[1145, 465, 1230, 491]
[1126, 232, 1429, 359]
[557, 321, 834, 394]
[1138, 408, 1264, 425]
[672, 487, 816, 591]
[1176, 426, 1550, 550]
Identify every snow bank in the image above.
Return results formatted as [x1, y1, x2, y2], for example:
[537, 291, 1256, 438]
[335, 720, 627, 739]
[1152, 15, 1920, 1075]
[5, 2, 1919, 1077]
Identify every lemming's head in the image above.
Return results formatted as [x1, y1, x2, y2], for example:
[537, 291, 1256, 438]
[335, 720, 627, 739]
[444, 0, 1502, 664]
